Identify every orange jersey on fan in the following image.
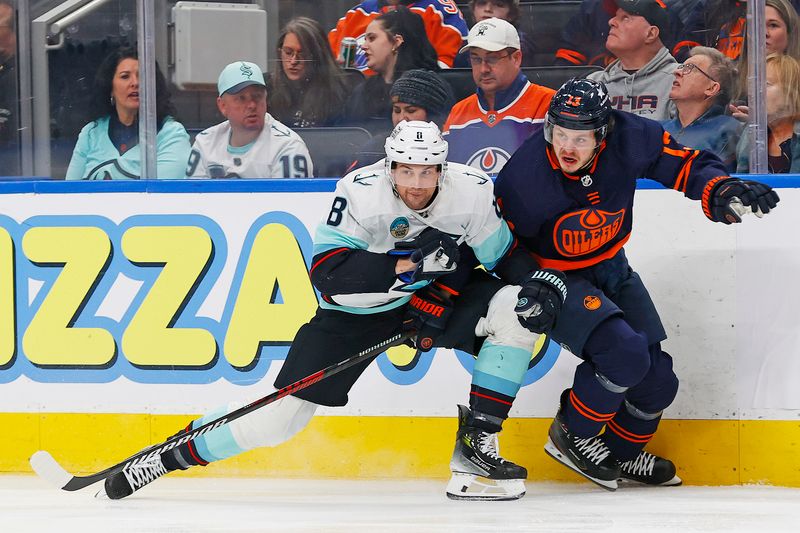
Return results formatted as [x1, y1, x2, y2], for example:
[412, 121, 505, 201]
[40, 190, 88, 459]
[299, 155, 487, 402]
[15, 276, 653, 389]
[329, 0, 468, 71]
[443, 74, 554, 175]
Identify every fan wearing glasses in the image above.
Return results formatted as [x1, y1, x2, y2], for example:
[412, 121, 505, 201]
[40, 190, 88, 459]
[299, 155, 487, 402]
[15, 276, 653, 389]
[443, 17, 554, 175]
[662, 46, 742, 171]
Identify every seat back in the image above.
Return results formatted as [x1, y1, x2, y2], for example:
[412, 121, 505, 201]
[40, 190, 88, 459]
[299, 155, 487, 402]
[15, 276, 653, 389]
[294, 126, 373, 178]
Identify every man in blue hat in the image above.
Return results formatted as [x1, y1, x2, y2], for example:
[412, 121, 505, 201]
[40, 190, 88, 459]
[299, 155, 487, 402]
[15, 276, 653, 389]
[186, 60, 314, 179]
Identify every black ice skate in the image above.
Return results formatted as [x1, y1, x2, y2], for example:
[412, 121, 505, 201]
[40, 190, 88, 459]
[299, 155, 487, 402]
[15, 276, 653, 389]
[97, 452, 171, 500]
[619, 450, 682, 486]
[446, 405, 527, 501]
[544, 410, 621, 491]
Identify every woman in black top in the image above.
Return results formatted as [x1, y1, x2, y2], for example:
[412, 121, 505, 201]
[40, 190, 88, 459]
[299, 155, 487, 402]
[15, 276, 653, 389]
[342, 6, 439, 134]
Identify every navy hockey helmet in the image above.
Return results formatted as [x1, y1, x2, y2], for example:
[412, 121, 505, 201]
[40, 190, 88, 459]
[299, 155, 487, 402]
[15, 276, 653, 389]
[545, 78, 612, 144]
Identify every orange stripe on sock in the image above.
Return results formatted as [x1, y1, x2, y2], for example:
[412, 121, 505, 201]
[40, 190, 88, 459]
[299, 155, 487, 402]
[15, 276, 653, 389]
[607, 419, 654, 443]
[569, 390, 615, 422]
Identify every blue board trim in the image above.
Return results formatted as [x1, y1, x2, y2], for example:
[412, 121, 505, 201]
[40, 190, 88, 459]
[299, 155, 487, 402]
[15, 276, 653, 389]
[0, 175, 797, 194]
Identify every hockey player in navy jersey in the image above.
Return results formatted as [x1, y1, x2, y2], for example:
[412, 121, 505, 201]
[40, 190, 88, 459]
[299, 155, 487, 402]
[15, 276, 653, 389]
[100, 121, 567, 502]
[494, 78, 779, 490]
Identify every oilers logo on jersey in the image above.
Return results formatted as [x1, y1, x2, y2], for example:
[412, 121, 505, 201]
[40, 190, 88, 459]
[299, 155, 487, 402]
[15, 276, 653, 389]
[466, 147, 512, 175]
[554, 208, 625, 257]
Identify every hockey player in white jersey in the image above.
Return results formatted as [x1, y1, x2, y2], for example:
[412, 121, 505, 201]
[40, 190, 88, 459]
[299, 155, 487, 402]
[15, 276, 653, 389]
[186, 61, 313, 179]
[101, 121, 567, 502]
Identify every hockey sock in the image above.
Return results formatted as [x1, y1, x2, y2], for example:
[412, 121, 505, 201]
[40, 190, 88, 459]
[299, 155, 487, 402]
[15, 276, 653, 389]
[564, 362, 625, 437]
[159, 424, 209, 470]
[603, 400, 661, 461]
[469, 340, 531, 430]
[467, 385, 513, 432]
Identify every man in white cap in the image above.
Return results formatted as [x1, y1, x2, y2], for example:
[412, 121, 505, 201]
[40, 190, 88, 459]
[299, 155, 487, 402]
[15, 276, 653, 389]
[443, 17, 554, 175]
[186, 60, 313, 178]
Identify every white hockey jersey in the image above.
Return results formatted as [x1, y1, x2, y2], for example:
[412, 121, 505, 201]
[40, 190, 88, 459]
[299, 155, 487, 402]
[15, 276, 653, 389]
[186, 113, 314, 178]
[313, 160, 514, 313]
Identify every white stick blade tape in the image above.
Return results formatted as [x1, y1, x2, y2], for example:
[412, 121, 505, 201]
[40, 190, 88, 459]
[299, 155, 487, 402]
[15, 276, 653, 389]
[729, 198, 748, 217]
[30, 451, 72, 489]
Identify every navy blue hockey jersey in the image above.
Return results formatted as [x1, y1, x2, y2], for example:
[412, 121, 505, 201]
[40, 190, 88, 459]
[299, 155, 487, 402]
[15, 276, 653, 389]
[494, 111, 730, 271]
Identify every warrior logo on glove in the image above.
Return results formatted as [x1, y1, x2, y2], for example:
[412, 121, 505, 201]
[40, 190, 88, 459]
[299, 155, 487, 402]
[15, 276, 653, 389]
[515, 269, 568, 334]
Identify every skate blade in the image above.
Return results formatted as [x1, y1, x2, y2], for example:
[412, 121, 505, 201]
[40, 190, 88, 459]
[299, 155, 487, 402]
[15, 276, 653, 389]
[544, 438, 618, 491]
[619, 474, 683, 487]
[445, 472, 525, 501]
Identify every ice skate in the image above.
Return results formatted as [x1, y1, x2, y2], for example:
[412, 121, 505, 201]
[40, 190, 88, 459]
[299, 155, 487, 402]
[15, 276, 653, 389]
[619, 450, 682, 486]
[544, 409, 621, 491]
[446, 405, 527, 501]
[97, 452, 171, 500]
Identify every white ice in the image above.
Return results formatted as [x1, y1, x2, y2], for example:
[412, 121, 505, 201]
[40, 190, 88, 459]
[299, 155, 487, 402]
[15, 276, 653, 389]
[3, 475, 799, 533]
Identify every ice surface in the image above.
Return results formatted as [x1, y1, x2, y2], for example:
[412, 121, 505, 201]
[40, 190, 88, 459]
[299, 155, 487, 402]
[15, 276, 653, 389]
[3, 475, 799, 533]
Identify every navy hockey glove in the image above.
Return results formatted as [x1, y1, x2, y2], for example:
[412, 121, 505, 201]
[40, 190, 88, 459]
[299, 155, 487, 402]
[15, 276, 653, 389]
[402, 286, 454, 352]
[707, 178, 780, 224]
[389, 227, 460, 283]
[515, 269, 568, 334]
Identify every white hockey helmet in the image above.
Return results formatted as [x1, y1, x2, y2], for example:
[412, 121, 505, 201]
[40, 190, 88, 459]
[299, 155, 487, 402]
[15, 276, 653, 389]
[384, 120, 449, 167]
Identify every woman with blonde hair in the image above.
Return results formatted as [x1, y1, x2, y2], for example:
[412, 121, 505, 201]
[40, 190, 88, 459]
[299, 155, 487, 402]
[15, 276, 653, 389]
[736, 53, 800, 172]
[731, 0, 800, 105]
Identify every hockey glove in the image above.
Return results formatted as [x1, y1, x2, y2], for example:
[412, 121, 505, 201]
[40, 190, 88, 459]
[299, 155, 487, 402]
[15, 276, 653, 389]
[708, 178, 780, 224]
[389, 227, 460, 283]
[515, 269, 568, 334]
[402, 286, 454, 352]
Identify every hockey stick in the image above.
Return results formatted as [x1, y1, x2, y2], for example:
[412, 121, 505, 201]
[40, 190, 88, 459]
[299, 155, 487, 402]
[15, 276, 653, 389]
[30, 330, 413, 492]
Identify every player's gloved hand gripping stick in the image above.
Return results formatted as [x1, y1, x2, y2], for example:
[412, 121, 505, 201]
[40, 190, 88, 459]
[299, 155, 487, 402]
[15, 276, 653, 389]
[388, 227, 460, 283]
[29, 331, 413, 493]
[708, 177, 780, 224]
[402, 285, 454, 352]
[515, 269, 568, 334]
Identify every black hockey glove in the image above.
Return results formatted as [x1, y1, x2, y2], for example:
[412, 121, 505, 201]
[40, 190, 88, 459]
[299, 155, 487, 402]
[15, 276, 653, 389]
[389, 227, 460, 283]
[402, 286, 454, 352]
[708, 178, 780, 224]
[515, 269, 568, 334]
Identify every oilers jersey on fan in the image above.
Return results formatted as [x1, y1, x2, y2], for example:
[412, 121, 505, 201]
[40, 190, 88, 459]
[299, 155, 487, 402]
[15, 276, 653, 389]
[328, 0, 468, 71]
[443, 73, 554, 174]
[186, 113, 313, 178]
[312, 159, 513, 313]
[494, 110, 730, 271]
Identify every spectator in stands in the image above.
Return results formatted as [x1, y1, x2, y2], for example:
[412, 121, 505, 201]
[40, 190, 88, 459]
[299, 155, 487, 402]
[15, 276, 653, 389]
[662, 47, 741, 170]
[673, 0, 800, 61]
[329, 0, 467, 71]
[350, 68, 452, 167]
[269, 17, 350, 128]
[0, 1, 18, 176]
[443, 17, 554, 174]
[453, 1, 537, 68]
[675, 0, 745, 62]
[555, 0, 696, 67]
[732, 0, 800, 103]
[186, 61, 313, 179]
[736, 53, 800, 173]
[342, 6, 440, 133]
[65, 47, 190, 180]
[587, 0, 677, 121]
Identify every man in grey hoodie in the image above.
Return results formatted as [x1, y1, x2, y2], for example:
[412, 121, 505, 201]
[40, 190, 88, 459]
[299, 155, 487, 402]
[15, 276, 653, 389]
[587, 0, 677, 121]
